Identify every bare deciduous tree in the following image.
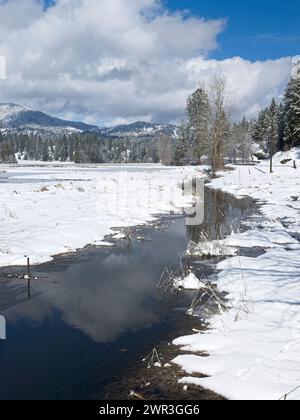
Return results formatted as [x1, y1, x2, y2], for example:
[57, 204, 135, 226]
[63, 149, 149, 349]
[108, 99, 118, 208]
[227, 118, 253, 164]
[158, 134, 174, 165]
[210, 76, 230, 172]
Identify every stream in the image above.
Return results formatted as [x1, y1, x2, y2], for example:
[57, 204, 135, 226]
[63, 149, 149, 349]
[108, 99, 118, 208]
[0, 188, 255, 400]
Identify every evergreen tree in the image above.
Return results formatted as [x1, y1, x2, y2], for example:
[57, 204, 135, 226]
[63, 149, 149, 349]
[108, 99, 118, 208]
[252, 108, 269, 147]
[186, 88, 211, 163]
[0, 141, 17, 163]
[277, 103, 285, 151]
[173, 123, 190, 166]
[264, 98, 279, 173]
[252, 100, 281, 159]
[283, 68, 300, 147]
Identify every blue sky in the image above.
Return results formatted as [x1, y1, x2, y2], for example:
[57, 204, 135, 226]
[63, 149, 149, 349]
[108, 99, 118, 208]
[166, 0, 300, 61]
[43, 0, 300, 61]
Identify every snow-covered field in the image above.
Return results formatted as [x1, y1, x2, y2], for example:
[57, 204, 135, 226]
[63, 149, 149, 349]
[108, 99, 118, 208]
[0, 164, 199, 267]
[173, 149, 300, 400]
[2, 153, 300, 400]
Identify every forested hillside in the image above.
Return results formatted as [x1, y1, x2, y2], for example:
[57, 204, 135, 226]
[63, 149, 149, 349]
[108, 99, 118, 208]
[0, 132, 161, 164]
[0, 67, 299, 165]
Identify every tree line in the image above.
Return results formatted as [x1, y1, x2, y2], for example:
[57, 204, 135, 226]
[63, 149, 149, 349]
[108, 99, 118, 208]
[160, 67, 300, 171]
[0, 65, 299, 166]
[0, 132, 160, 164]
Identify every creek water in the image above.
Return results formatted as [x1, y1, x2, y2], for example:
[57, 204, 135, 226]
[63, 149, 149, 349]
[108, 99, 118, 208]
[0, 188, 254, 400]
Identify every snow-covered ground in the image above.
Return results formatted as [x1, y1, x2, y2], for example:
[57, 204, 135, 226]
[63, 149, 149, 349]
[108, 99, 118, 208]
[173, 149, 300, 400]
[0, 164, 200, 267]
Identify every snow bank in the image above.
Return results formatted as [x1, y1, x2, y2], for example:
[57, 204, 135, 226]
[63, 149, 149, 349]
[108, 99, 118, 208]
[271, 147, 300, 165]
[210, 149, 300, 229]
[0, 165, 200, 267]
[173, 272, 206, 290]
[173, 148, 300, 400]
[226, 222, 298, 249]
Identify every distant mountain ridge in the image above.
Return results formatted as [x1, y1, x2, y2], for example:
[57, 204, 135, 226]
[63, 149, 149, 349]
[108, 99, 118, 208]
[0, 103, 176, 138]
[0, 103, 99, 135]
[100, 121, 177, 138]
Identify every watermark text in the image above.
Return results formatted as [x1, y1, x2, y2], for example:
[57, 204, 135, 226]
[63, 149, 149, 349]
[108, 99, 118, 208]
[0, 315, 6, 340]
[0, 55, 6, 80]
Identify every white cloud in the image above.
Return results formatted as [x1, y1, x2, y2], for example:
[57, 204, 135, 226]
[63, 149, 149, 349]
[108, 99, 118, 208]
[0, 0, 293, 125]
[184, 56, 293, 119]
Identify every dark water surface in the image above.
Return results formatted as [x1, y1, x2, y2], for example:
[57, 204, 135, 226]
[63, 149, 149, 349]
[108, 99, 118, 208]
[0, 188, 254, 400]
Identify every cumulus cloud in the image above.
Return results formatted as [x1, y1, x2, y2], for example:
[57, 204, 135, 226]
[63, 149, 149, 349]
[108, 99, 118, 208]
[0, 0, 293, 125]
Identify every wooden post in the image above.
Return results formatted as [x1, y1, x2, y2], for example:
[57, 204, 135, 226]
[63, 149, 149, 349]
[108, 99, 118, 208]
[27, 279, 31, 298]
[269, 138, 274, 174]
[270, 151, 273, 174]
[27, 257, 31, 278]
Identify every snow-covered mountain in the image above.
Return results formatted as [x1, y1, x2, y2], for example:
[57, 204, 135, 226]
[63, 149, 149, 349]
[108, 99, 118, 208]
[0, 103, 177, 138]
[99, 121, 177, 138]
[0, 103, 99, 135]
